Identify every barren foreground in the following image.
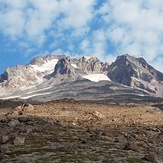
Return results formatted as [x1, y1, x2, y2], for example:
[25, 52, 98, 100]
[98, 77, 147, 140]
[0, 100, 163, 163]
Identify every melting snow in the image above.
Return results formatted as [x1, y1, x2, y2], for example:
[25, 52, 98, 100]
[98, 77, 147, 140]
[82, 74, 111, 82]
[31, 59, 58, 73]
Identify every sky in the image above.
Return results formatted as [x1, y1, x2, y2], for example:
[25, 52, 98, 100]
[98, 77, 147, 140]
[0, 0, 163, 74]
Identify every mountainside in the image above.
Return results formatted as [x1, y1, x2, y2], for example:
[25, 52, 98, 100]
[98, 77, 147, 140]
[108, 54, 163, 97]
[0, 54, 163, 104]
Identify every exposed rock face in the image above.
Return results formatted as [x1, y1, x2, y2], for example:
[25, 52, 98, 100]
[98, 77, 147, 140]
[71, 56, 107, 74]
[0, 54, 111, 97]
[0, 65, 41, 89]
[0, 55, 61, 94]
[29, 54, 63, 66]
[0, 53, 163, 99]
[107, 54, 163, 96]
[53, 57, 78, 78]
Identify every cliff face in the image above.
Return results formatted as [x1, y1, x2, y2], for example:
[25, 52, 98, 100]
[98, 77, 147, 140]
[107, 54, 163, 96]
[0, 65, 43, 89]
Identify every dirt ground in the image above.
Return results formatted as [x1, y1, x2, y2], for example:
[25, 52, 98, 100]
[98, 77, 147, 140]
[0, 100, 163, 162]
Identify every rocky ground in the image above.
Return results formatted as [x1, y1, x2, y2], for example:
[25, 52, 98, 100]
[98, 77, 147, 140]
[0, 100, 163, 163]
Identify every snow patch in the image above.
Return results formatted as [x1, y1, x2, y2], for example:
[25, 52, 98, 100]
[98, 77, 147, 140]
[31, 59, 58, 73]
[0, 95, 20, 100]
[82, 74, 111, 82]
[71, 64, 77, 68]
[84, 56, 91, 60]
[20, 92, 52, 99]
[26, 86, 53, 94]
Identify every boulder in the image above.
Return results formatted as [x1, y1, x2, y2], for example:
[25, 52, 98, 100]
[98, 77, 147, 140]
[22, 103, 34, 112]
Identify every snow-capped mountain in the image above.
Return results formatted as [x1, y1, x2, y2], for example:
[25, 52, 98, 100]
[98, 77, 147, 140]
[0, 55, 110, 97]
[0, 54, 163, 104]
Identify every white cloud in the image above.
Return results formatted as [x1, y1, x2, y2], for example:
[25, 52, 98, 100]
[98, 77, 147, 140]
[0, 0, 163, 73]
[98, 0, 163, 66]
[151, 56, 163, 72]
[105, 55, 117, 64]
[80, 39, 90, 51]
[0, 0, 95, 42]
[51, 48, 71, 57]
[58, 0, 95, 29]
[24, 48, 36, 57]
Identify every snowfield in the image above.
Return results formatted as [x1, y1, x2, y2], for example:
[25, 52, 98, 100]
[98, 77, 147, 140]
[82, 74, 111, 82]
[71, 64, 78, 68]
[31, 59, 58, 73]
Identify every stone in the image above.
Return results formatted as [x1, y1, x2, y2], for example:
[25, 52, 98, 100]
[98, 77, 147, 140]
[14, 106, 22, 111]
[8, 119, 20, 127]
[143, 153, 158, 163]
[13, 136, 25, 145]
[1, 135, 9, 144]
[123, 142, 139, 152]
[92, 111, 104, 120]
[22, 103, 34, 112]
[114, 136, 127, 144]
[0, 144, 11, 154]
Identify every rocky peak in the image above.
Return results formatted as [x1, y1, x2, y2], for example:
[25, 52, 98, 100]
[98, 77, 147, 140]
[0, 65, 26, 82]
[0, 64, 43, 91]
[108, 54, 138, 85]
[71, 56, 107, 74]
[53, 57, 78, 78]
[29, 57, 44, 66]
[107, 54, 163, 96]
[29, 55, 64, 66]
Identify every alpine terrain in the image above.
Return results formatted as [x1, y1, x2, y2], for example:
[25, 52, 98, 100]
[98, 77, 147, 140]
[0, 54, 163, 104]
[0, 54, 163, 163]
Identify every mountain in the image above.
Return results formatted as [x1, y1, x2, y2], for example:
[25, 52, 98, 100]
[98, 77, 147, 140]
[107, 54, 163, 97]
[0, 54, 163, 104]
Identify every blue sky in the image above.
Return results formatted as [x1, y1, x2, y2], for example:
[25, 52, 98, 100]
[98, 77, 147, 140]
[0, 0, 163, 74]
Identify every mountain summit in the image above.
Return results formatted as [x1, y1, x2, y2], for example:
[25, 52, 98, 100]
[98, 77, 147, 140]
[108, 54, 163, 96]
[0, 54, 163, 103]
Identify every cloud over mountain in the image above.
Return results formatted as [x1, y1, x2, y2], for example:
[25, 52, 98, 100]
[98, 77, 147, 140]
[0, 0, 163, 73]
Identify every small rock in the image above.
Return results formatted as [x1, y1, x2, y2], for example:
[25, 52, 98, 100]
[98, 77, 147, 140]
[92, 111, 104, 120]
[18, 116, 30, 123]
[1, 135, 9, 144]
[0, 144, 11, 154]
[123, 142, 139, 152]
[143, 153, 158, 163]
[114, 136, 127, 144]
[13, 136, 25, 145]
[8, 119, 20, 127]
[26, 127, 32, 134]
[22, 103, 34, 112]
[14, 106, 22, 111]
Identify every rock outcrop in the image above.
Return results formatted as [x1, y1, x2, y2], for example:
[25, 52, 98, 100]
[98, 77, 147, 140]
[0, 65, 42, 90]
[71, 56, 108, 74]
[53, 57, 78, 78]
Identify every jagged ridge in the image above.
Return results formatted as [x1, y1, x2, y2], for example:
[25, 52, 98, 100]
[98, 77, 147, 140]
[0, 54, 163, 101]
